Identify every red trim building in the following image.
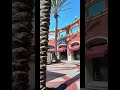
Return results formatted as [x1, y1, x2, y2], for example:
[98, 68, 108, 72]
[85, 0, 108, 90]
[48, 18, 80, 61]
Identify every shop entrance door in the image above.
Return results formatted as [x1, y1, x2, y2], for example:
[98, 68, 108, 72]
[73, 49, 80, 60]
[60, 51, 67, 60]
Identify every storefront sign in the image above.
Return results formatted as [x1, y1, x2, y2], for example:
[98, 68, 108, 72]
[58, 37, 66, 44]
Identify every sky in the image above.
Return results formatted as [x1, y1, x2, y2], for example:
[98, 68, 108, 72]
[32, 0, 80, 38]
[49, 0, 80, 31]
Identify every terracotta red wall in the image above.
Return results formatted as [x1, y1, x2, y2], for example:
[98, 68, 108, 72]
[85, 12, 108, 41]
[48, 39, 55, 46]
[69, 32, 80, 43]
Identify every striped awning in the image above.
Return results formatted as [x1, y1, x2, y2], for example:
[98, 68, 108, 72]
[69, 45, 80, 51]
[86, 45, 107, 59]
[48, 47, 66, 52]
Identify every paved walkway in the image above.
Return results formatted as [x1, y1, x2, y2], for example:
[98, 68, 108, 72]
[46, 61, 80, 90]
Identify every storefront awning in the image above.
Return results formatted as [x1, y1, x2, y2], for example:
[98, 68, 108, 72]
[48, 47, 66, 52]
[57, 47, 66, 52]
[86, 45, 107, 59]
[69, 45, 80, 51]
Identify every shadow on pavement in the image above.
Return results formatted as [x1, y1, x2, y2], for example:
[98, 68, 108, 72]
[47, 73, 80, 90]
[46, 71, 66, 82]
[47, 84, 67, 90]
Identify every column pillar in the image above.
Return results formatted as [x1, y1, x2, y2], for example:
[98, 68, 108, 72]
[67, 45, 73, 61]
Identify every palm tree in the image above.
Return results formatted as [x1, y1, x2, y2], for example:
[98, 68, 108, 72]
[12, 0, 34, 90]
[40, 0, 51, 90]
[51, 0, 71, 61]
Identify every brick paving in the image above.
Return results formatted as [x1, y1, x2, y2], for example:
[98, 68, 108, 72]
[46, 61, 80, 90]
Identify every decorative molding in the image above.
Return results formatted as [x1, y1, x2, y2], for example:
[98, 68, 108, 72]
[70, 41, 80, 46]
[57, 44, 67, 49]
[85, 36, 108, 48]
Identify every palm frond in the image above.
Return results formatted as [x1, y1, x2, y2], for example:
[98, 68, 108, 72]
[58, 8, 71, 12]
[59, 0, 67, 8]
[58, 2, 71, 10]
[51, 0, 71, 15]
[50, 13, 54, 17]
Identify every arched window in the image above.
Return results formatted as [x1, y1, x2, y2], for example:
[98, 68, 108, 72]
[87, 0, 105, 17]
[71, 26, 79, 34]
[59, 31, 66, 37]
[48, 34, 55, 39]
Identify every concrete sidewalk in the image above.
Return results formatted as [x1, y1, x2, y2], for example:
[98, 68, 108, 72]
[46, 61, 80, 90]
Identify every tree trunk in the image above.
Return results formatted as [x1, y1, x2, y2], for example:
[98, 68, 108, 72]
[40, 0, 51, 90]
[12, 0, 34, 90]
[54, 15, 58, 62]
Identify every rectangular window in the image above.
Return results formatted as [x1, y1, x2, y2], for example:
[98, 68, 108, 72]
[88, 0, 105, 17]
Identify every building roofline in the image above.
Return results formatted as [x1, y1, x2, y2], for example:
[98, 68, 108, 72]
[49, 18, 80, 32]
[31, 18, 80, 33]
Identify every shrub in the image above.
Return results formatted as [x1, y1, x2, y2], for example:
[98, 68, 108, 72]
[56, 59, 61, 63]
